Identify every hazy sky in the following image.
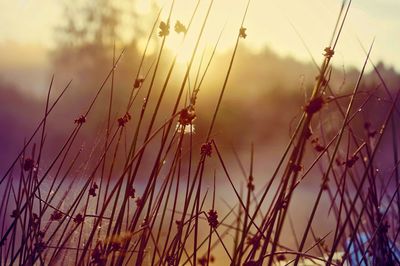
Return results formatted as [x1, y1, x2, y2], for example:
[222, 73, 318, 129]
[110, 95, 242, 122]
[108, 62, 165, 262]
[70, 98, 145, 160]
[1, 0, 399, 71]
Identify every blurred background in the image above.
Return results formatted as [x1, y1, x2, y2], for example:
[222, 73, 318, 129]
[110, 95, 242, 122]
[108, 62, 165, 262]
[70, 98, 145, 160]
[1, 0, 399, 169]
[1, 0, 400, 252]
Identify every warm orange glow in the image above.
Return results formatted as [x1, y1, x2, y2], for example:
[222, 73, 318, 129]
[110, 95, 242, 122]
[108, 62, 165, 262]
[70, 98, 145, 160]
[2, 0, 400, 70]
[136, 0, 248, 64]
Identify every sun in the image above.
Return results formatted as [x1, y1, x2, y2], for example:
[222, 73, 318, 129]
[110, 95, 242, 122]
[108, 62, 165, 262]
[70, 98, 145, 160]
[136, 0, 250, 64]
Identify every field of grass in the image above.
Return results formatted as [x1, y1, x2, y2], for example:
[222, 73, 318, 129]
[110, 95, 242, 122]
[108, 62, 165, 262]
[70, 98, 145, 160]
[0, 0, 399, 265]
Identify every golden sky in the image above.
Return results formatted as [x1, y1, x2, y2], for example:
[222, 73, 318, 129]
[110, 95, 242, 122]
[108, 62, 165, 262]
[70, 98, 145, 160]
[1, 0, 399, 70]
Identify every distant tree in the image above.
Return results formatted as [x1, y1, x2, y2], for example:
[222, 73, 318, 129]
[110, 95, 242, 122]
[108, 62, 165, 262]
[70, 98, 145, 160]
[53, 0, 126, 70]
[55, 0, 128, 48]
[51, 0, 152, 106]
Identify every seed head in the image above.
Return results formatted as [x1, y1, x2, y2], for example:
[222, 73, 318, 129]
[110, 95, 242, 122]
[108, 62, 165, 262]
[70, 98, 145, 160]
[323, 47, 334, 58]
[34, 241, 46, 254]
[243, 261, 260, 266]
[74, 115, 86, 124]
[304, 97, 325, 115]
[11, 209, 19, 218]
[159, 21, 170, 37]
[110, 241, 121, 252]
[118, 112, 131, 127]
[166, 255, 175, 266]
[74, 213, 84, 224]
[23, 158, 35, 171]
[343, 155, 359, 168]
[198, 256, 208, 266]
[175, 20, 187, 34]
[91, 242, 106, 265]
[207, 209, 219, 229]
[247, 175, 255, 191]
[290, 161, 303, 173]
[277, 254, 286, 261]
[200, 142, 212, 157]
[247, 234, 261, 250]
[239, 27, 247, 39]
[179, 107, 196, 126]
[135, 197, 143, 207]
[127, 186, 135, 199]
[30, 213, 39, 229]
[175, 220, 183, 229]
[133, 77, 144, 89]
[50, 210, 63, 221]
[311, 138, 325, 152]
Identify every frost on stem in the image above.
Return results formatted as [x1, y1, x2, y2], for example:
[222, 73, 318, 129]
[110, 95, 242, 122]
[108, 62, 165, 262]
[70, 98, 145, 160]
[277, 198, 288, 210]
[176, 123, 195, 135]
